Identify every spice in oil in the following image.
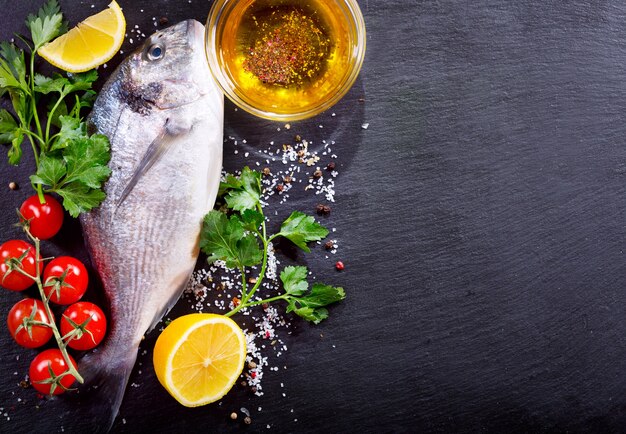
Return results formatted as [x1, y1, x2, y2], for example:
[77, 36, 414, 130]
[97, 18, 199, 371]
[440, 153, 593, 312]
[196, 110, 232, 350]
[219, 0, 354, 114]
[242, 6, 331, 86]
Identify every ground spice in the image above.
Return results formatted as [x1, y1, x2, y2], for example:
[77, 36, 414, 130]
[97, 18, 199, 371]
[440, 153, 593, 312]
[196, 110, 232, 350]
[243, 7, 331, 86]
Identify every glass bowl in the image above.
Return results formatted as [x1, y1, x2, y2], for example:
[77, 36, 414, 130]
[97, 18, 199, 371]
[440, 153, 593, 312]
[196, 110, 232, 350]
[205, 0, 366, 121]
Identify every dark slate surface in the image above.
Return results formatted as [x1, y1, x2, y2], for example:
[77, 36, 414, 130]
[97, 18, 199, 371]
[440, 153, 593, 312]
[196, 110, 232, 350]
[0, 0, 625, 432]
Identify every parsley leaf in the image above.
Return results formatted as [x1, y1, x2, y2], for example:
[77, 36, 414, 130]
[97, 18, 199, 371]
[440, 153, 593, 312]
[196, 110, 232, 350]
[200, 211, 263, 268]
[55, 183, 105, 217]
[51, 115, 83, 151]
[62, 134, 111, 188]
[30, 134, 111, 217]
[0, 109, 18, 145]
[285, 283, 346, 324]
[277, 211, 329, 252]
[223, 166, 262, 211]
[26, 0, 64, 51]
[0, 42, 27, 92]
[218, 173, 242, 196]
[280, 266, 309, 296]
[30, 152, 66, 187]
[34, 73, 68, 94]
[240, 209, 264, 232]
[236, 235, 264, 267]
[8, 133, 24, 165]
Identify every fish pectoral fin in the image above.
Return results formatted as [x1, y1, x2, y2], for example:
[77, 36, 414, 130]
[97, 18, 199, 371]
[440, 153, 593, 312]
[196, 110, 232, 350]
[115, 118, 190, 208]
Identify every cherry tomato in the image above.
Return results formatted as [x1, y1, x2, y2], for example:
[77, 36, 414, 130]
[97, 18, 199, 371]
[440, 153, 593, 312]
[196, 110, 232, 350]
[7, 298, 53, 348]
[43, 256, 89, 304]
[19, 194, 64, 240]
[29, 349, 77, 395]
[60, 301, 107, 350]
[0, 240, 42, 291]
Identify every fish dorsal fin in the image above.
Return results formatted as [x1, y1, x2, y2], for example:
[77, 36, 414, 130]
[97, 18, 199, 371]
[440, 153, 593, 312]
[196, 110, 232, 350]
[115, 118, 188, 209]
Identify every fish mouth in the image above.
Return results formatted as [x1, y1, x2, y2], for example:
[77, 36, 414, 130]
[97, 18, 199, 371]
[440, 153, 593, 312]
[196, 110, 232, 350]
[184, 19, 205, 47]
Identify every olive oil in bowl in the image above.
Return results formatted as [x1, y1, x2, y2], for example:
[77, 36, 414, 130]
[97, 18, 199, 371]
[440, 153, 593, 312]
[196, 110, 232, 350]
[206, 0, 366, 121]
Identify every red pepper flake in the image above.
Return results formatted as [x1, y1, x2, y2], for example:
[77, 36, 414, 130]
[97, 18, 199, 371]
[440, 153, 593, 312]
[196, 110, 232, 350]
[250, 371, 257, 379]
[335, 261, 344, 271]
[265, 330, 271, 339]
[232, 297, 241, 307]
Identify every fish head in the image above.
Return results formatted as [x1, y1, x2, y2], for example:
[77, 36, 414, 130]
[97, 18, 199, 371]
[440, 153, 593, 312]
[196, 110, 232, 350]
[121, 19, 211, 112]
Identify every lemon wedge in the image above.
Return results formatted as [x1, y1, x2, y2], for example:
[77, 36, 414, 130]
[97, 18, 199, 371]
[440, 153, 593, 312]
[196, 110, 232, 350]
[153, 313, 247, 407]
[39, 1, 125, 73]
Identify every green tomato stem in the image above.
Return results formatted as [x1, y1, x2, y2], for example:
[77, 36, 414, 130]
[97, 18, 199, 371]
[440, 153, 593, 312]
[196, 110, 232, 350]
[23, 226, 84, 385]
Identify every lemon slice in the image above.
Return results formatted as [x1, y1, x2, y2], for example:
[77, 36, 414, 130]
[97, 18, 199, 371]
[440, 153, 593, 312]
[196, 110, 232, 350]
[39, 1, 125, 73]
[153, 313, 247, 407]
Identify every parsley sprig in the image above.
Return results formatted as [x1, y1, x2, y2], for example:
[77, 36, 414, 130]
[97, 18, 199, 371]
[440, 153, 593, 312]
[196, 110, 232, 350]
[200, 167, 345, 324]
[0, 0, 111, 216]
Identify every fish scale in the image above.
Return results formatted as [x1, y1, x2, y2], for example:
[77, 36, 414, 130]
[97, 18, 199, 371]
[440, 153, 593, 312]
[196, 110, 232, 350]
[77, 19, 223, 431]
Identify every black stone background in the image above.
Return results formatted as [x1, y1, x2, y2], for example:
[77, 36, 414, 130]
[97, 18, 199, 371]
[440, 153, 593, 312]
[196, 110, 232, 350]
[0, 0, 625, 433]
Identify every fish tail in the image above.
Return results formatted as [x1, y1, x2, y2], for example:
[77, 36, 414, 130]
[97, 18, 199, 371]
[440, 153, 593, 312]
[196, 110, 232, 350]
[74, 344, 139, 432]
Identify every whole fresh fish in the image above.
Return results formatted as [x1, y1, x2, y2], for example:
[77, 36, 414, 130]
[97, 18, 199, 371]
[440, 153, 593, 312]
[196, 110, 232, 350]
[78, 19, 223, 429]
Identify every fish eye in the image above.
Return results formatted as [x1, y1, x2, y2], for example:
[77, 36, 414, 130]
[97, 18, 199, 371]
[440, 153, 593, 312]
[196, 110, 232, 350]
[147, 44, 164, 61]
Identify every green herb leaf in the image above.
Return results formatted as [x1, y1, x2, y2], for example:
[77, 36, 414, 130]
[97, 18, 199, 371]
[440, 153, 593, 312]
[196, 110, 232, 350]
[54, 182, 105, 217]
[8, 133, 24, 165]
[62, 134, 111, 189]
[0, 42, 27, 91]
[286, 283, 345, 324]
[280, 266, 309, 296]
[305, 283, 346, 307]
[236, 234, 263, 267]
[26, 0, 64, 51]
[240, 209, 264, 232]
[31, 134, 111, 215]
[65, 70, 98, 92]
[218, 173, 242, 196]
[277, 211, 329, 252]
[288, 304, 328, 324]
[34, 74, 68, 94]
[71, 90, 97, 116]
[199, 211, 263, 268]
[0, 109, 18, 145]
[51, 115, 84, 151]
[30, 152, 66, 187]
[224, 167, 261, 211]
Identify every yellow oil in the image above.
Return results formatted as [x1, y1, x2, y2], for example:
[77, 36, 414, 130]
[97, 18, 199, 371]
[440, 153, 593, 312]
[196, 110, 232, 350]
[219, 0, 354, 115]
